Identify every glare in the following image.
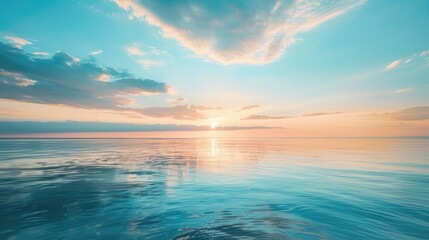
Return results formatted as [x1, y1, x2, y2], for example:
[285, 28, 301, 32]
[211, 121, 219, 129]
[211, 138, 216, 157]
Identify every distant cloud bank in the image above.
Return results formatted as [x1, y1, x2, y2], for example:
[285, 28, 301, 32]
[0, 121, 276, 134]
[242, 114, 291, 120]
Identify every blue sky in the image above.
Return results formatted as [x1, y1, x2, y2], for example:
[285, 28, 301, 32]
[0, 0, 428, 136]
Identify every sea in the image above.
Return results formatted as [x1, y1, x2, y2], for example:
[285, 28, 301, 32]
[0, 138, 428, 239]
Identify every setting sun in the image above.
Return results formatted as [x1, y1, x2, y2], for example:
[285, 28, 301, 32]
[0, 1, 428, 239]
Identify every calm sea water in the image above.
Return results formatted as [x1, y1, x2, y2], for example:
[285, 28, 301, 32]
[0, 138, 428, 239]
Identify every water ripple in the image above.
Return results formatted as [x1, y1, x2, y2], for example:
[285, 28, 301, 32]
[0, 138, 428, 239]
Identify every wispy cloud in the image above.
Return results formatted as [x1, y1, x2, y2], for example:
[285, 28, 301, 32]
[372, 106, 429, 121]
[89, 50, 103, 55]
[137, 59, 164, 69]
[32, 51, 49, 56]
[393, 88, 414, 94]
[242, 114, 292, 120]
[4, 36, 32, 48]
[385, 60, 401, 71]
[302, 111, 342, 117]
[126, 44, 145, 56]
[169, 97, 187, 105]
[114, 0, 364, 65]
[385, 49, 429, 71]
[241, 105, 259, 111]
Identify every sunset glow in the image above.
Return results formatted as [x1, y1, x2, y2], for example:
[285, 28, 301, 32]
[0, 2, 428, 239]
[0, 0, 428, 137]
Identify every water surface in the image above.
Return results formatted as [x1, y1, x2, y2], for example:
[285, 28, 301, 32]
[0, 138, 428, 239]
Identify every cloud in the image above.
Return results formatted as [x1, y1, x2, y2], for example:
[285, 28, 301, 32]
[4, 36, 32, 48]
[242, 114, 292, 120]
[140, 105, 221, 120]
[393, 88, 414, 94]
[385, 60, 401, 71]
[0, 121, 276, 134]
[0, 41, 170, 112]
[114, 0, 364, 65]
[137, 59, 164, 69]
[149, 46, 166, 55]
[374, 106, 429, 121]
[126, 44, 145, 56]
[32, 52, 49, 56]
[385, 49, 429, 71]
[302, 111, 342, 117]
[169, 97, 187, 105]
[241, 105, 259, 111]
[89, 50, 103, 55]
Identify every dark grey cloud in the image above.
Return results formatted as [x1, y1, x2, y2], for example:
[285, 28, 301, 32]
[0, 121, 276, 134]
[242, 115, 292, 120]
[0, 41, 169, 110]
[302, 112, 342, 117]
[375, 106, 429, 121]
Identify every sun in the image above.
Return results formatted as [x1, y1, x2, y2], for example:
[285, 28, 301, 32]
[211, 121, 219, 129]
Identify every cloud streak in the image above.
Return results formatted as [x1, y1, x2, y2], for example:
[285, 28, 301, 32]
[373, 106, 429, 121]
[385, 49, 429, 71]
[393, 88, 414, 94]
[4, 36, 32, 48]
[302, 111, 342, 117]
[241, 105, 259, 111]
[114, 0, 364, 65]
[242, 114, 292, 120]
[89, 50, 103, 55]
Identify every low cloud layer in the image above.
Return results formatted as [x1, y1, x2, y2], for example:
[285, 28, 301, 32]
[0, 121, 275, 134]
[375, 106, 429, 121]
[115, 0, 364, 65]
[242, 114, 292, 120]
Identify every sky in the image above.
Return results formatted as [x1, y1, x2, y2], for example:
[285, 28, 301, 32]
[0, 0, 428, 137]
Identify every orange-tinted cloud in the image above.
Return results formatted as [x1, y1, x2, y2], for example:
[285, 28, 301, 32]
[242, 114, 292, 120]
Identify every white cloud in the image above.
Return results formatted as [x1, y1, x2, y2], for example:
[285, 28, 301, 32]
[89, 50, 103, 55]
[4, 36, 32, 48]
[385, 49, 429, 71]
[32, 52, 49, 56]
[385, 60, 401, 71]
[137, 59, 164, 69]
[126, 44, 145, 56]
[114, 0, 365, 65]
[393, 88, 414, 94]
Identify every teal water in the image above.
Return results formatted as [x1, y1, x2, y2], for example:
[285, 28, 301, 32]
[0, 138, 428, 239]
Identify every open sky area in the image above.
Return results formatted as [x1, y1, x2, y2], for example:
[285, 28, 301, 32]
[0, 0, 428, 137]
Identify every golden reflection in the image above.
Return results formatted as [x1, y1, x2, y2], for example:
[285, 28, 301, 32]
[211, 138, 216, 158]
